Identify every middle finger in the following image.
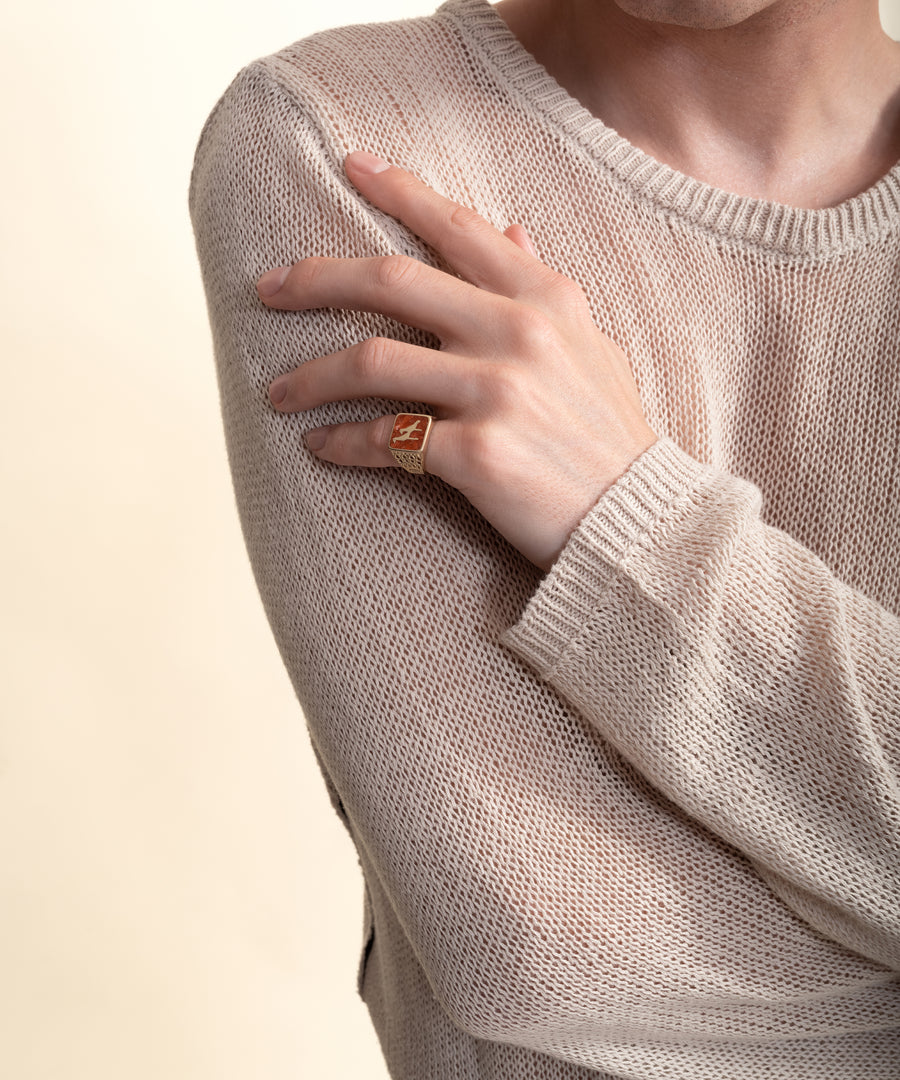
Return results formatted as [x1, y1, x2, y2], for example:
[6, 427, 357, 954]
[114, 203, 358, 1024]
[258, 254, 511, 348]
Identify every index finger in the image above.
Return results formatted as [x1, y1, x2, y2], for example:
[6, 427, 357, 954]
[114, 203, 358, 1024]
[344, 152, 548, 299]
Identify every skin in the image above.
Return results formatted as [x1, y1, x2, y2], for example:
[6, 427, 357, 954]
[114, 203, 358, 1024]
[496, 0, 900, 206]
[257, 0, 900, 571]
[259, 152, 655, 571]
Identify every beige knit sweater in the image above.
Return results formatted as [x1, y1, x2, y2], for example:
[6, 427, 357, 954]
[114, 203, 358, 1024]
[190, 1, 900, 1076]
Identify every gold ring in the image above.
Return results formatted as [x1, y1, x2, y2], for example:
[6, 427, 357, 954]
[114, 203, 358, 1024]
[388, 413, 433, 474]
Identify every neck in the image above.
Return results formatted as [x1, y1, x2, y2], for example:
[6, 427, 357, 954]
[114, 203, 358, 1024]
[495, 0, 900, 207]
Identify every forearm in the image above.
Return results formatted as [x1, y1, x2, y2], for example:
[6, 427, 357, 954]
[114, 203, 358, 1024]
[504, 437, 900, 968]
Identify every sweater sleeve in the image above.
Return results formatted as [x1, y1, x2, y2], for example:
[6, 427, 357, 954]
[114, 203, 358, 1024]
[191, 51, 900, 1076]
[502, 436, 900, 971]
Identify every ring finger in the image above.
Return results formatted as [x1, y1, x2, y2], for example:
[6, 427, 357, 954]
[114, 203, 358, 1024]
[269, 338, 482, 413]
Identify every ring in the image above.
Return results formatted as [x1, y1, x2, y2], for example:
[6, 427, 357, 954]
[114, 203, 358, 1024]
[388, 412, 434, 474]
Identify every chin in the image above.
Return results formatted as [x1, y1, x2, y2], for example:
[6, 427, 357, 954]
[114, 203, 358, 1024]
[612, 0, 781, 30]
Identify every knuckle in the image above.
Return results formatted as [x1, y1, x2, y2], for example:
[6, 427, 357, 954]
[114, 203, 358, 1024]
[481, 362, 523, 412]
[292, 256, 330, 291]
[510, 304, 558, 351]
[368, 416, 394, 453]
[325, 423, 352, 460]
[542, 270, 588, 313]
[392, 170, 421, 201]
[459, 422, 497, 476]
[448, 202, 485, 234]
[354, 336, 393, 382]
[374, 254, 419, 291]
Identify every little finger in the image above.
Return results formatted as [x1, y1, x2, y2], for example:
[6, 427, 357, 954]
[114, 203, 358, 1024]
[306, 413, 447, 478]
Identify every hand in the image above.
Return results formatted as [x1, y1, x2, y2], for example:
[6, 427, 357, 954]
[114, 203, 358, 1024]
[257, 152, 656, 571]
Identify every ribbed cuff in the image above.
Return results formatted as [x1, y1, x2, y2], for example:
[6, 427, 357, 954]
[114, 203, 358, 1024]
[501, 438, 708, 676]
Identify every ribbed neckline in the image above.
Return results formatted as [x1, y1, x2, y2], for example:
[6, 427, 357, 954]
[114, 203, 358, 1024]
[437, 0, 900, 259]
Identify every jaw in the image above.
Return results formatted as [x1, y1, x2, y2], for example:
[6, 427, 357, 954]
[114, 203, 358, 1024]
[608, 0, 816, 31]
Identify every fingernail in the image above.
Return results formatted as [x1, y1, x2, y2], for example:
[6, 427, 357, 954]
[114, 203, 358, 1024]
[257, 266, 291, 298]
[346, 151, 391, 175]
[306, 427, 328, 451]
[269, 377, 288, 406]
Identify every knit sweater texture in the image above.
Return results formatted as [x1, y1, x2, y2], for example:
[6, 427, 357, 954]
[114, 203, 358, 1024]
[189, 1, 900, 1076]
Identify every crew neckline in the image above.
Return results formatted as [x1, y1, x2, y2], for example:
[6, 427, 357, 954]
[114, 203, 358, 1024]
[437, 0, 900, 258]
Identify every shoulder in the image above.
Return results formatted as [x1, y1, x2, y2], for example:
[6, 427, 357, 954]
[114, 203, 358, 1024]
[264, 7, 460, 90]
[192, 2, 506, 214]
[224, 8, 469, 149]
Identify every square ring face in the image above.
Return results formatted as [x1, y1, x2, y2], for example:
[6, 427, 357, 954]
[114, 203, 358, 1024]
[389, 413, 432, 452]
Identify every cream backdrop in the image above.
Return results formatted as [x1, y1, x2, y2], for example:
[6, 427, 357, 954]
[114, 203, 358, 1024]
[2, 2, 899, 1079]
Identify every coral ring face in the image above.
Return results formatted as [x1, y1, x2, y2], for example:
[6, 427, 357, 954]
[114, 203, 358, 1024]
[388, 413, 434, 474]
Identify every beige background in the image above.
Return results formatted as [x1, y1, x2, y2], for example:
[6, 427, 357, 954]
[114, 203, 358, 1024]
[2, 2, 899, 1078]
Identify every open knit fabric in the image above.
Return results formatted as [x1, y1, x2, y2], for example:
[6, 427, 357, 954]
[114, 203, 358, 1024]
[190, 1, 900, 1076]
